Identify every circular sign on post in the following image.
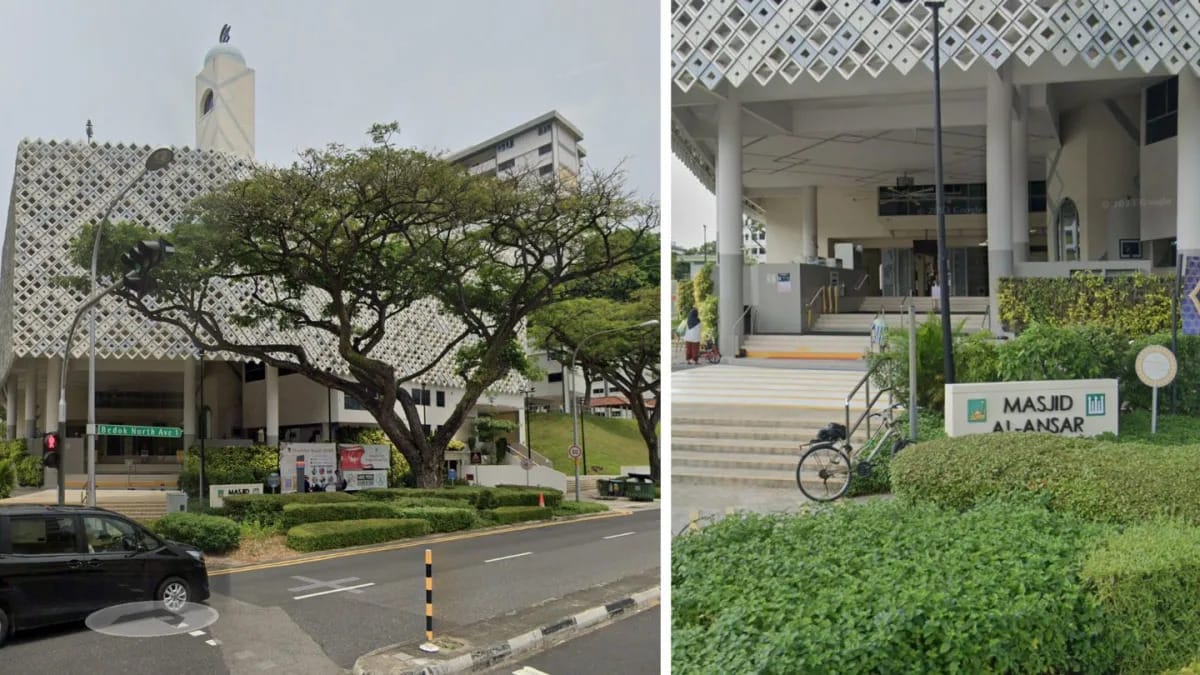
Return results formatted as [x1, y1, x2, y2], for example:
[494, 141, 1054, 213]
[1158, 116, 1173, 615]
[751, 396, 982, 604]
[1136, 345, 1178, 388]
[568, 445, 582, 459]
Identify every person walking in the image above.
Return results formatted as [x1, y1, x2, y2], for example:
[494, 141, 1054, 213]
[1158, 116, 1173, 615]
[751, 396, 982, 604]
[678, 308, 703, 365]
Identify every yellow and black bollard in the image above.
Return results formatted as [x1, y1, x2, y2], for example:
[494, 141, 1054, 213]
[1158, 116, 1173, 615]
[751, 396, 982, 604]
[419, 548, 438, 652]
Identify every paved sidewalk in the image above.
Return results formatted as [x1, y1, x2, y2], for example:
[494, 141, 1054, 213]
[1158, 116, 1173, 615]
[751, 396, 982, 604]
[353, 571, 659, 675]
[671, 483, 893, 535]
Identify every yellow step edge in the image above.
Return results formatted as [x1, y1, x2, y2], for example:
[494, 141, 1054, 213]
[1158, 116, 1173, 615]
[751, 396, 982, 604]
[742, 350, 864, 360]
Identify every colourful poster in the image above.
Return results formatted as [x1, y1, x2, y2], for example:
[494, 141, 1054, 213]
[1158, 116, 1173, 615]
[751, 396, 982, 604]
[279, 443, 337, 493]
[1184, 255, 1200, 336]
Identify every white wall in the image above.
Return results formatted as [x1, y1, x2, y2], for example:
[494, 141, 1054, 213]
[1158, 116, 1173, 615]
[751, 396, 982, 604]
[464, 463, 567, 492]
[1141, 138, 1177, 241]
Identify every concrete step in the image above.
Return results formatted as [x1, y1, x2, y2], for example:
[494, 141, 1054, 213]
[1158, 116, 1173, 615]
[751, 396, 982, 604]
[671, 466, 797, 489]
[674, 450, 798, 472]
[672, 423, 844, 441]
[64, 475, 179, 490]
[743, 335, 870, 360]
[811, 313, 990, 335]
[850, 296, 992, 314]
[672, 437, 809, 456]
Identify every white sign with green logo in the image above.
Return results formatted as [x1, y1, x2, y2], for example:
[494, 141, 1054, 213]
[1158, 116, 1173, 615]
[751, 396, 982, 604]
[209, 483, 264, 508]
[945, 379, 1119, 438]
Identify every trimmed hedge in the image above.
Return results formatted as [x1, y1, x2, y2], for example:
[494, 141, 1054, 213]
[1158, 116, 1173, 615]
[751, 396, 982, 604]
[286, 518, 430, 552]
[154, 512, 241, 553]
[359, 486, 563, 509]
[389, 507, 477, 532]
[997, 273, 1175, 336]
[1081, 522, 1200, 675]
[555, 501, 610, 516]
[488, 506, 553, 524]
[359, 488, 477, 504]
[178, 444, 279, 495]
[672, 499, 1111, 674]
[281, 501, 398, 529]
[223, 492, 360, 527]
[890, 433, 1200, 525]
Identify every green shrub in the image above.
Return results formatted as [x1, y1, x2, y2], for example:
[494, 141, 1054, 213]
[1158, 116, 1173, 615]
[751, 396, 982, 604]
[154, 512, 241, 553]
[554, 501, 610, 516]
[0, 459, 12, 499]
[389, 507, 477, 532]
[492, 486, 564, 508]
[1082, 521, 1200, 674]
[995, 323, 1127, 382]
[359, 488, 478, 504]
[672, 499, 1111, 674]
[281, 501, 398, 529]
[223, 492, 359, 528]
[475, 488, 499, 510]
[998, 273, 1175, 336]
[865, 315, 977, 409]
[286, 518, 430, 552]
[178, 444, 279, 495]
[891, 433, 1200, 525]
[1121, 333, 1200, 415]
[675, 279, 695, 319]
[383, 496, 472, 509]
[14, 453, 43, 487]
[488, 506, 553, 524]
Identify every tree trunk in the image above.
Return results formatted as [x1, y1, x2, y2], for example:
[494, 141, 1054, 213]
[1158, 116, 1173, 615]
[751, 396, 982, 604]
[628, 392, 660, 484]
[374, 404, 442, 488]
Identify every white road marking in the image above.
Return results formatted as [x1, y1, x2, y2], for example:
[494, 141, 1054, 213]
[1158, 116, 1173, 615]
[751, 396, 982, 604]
[188, 630, 206, 637]
[293, 582, 376, 600]
[206, 638, 222, 646]
[287, 575, 362, 593]
[485, 551, 533, 563]
[514, 667, 551, 675]
[602, 531, 636, 540]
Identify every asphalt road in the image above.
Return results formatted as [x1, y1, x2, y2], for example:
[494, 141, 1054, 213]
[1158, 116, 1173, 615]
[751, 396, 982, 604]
[1, 509, 660, 674]
[485, 606, 661, 675]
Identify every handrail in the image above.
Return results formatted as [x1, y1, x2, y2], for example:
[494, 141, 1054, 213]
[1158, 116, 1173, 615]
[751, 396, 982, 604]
[844, 359, 894, 442]
[854, 275, 868, 291]
[805, 286, 826, 333]
[806, 286, 825, 309]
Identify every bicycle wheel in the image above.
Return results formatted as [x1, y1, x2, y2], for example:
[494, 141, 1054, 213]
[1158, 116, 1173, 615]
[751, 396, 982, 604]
[706, 349, 721, 364]
[890, 438, 911, 459]
[796, 442, 852, 502]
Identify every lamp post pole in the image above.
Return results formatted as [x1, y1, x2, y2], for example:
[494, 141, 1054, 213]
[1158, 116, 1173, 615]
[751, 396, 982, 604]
[928, 0, 955, 383]
[85, 147, 174, 506]
[570, 320, 658, 482]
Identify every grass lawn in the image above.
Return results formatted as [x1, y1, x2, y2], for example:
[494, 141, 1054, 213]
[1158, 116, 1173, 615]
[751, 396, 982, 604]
[529, 412, 651, 475]
[1108, 410, 1200, 444]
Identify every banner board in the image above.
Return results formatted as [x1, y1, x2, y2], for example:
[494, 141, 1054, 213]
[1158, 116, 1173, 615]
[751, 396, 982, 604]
[945, 379, 1118, 438]
[338, 444, 389, 491]
[279, 443, 338, 493]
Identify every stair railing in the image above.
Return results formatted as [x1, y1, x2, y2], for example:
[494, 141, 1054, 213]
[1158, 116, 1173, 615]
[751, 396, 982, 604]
[806, 286, 826, 332]
[844, 359, 895, 442]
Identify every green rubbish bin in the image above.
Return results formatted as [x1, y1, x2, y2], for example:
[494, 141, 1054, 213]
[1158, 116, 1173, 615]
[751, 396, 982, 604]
[626, 481, 656, 502]
[598, 477, 627, 499]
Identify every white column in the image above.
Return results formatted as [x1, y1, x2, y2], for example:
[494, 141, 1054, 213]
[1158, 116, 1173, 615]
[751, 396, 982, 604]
[986, 68, 1014, 328]
[183, 358, 196, 449]
[1011, 87, 1029, 264]
[517, 406, 527, 446]
[44, 357, 60, 434]
[265, 365, 279, 446]
[5, 378, 14, 441]
[1178, 70, 1200, 261]
[22, 369, 35, 440]
[717, 93, 744, 360]
[800, 186, 818, 259]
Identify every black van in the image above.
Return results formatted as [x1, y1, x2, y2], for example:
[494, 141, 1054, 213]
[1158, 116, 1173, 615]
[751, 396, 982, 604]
[0, 505, 210, 645]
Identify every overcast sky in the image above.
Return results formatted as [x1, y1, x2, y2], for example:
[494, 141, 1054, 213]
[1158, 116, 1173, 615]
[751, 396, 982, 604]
[671, 156, 714, 249]
[0, 0, 660, 245]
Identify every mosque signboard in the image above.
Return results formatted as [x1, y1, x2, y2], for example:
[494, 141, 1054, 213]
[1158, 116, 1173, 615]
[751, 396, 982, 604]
[945, 379, 1118, 438]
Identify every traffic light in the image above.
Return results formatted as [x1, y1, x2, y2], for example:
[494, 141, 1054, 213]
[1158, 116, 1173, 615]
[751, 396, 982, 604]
[121, 238, 175, 298]
[42, 432, 61, 469]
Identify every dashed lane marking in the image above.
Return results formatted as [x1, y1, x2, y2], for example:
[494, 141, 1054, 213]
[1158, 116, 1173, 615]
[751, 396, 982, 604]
[602, 531, 636, 540]
[293, 582, 376, 600]
[485, 551, 533, 563]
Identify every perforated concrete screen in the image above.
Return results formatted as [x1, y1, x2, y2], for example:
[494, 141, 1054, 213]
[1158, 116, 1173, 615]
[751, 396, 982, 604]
[0, 140, 527, 395]
[672, 0, 1200, 91]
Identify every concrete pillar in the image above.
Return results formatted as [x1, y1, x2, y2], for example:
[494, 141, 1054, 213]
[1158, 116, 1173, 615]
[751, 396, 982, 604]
[800, 186, 818, 259]
[1178, 70, 1200, 261]
[1011, 87, 1029, 264]
[5, 378, 14, 441]
[716, 93, 744, 360]
[44, 357, 60, 434]
[22, 369, 35, 440]
[265, 365, 279, 446]
[517, 406, 527, 446]
[986, 68, 1014, 327]
[183, 358, 196, 449]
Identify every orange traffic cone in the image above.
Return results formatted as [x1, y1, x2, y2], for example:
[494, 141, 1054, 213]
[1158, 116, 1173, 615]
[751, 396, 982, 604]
[538, 492, 545, 508]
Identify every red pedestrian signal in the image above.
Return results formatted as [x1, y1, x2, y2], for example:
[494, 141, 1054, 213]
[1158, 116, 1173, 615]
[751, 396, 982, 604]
[42, 432, 61, 469]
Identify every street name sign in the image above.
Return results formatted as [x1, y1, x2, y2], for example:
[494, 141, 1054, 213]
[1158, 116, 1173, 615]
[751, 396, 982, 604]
[90, 424, 183, 439]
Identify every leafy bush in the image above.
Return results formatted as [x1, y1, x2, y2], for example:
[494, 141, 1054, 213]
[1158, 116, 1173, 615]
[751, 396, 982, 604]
[487, 506, 553, 524]
[178, 445, 279, 495]
[998, 273, 1175, 335]
[475, 488, 499, 510]
[866, 315, 977, 409]
[0, 459, 12, 499]
[672, 499, 1111, 674]
[995, 323, 1127, 382]
[282, 501, 399, 529]
[14, 453, 43, 487]
[1080, 521, 1200, 674]
[554, 501, 610, 516]
[491, 486, 564, 508]
[286, 518, 430, 552]
[223, 492, 359, 528]
[153, 512, 241, 553]
[389, 507, 477, 532]
[675, 279, 695, 319]
[891, 433, 1200, 525]
[1121, 333, 1200, 414]
[383, 496, 472, 509]
[359, 488, 478, 504]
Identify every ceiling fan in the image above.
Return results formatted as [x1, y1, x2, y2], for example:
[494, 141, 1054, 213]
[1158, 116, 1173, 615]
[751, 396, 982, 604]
[880, 171, 936, 206]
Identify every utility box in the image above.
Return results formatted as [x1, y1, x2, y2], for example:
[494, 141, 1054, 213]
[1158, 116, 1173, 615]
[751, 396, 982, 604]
[166, 490, 188, 513]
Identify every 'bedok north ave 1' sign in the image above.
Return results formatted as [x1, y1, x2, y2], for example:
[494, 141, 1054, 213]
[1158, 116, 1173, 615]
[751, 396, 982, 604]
[945, 379, 1119, 437]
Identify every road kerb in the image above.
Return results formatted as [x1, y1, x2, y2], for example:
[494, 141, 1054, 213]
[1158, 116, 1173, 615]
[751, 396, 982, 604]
[351, 585, 660, 675]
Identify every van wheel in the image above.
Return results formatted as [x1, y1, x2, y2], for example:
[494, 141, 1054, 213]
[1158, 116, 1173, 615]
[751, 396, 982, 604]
[0, 606, 10, 647]
[157, 577, 191, 613]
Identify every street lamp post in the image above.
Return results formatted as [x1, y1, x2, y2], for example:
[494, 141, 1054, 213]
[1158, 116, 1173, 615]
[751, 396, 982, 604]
[85, 147, 175, 506]
[569, 319, 658, 498]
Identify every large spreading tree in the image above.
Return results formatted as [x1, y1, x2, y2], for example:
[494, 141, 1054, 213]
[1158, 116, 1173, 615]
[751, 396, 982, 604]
[73, 124, 657, 487]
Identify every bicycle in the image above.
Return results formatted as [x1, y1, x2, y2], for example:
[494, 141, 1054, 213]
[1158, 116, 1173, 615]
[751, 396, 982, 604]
[795, 402, 911, 502]
[697, 339, 720, 364]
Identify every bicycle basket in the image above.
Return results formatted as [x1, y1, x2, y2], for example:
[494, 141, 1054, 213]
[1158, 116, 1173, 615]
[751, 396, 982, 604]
[816, 423, 847, 442]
